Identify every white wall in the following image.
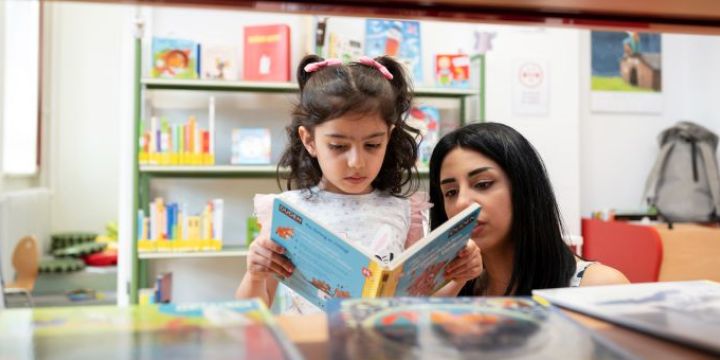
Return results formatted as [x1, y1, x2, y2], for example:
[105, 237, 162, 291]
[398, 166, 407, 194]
[44, 2, 135, 305]
[484, 26, 582, 236]
[579, 32, 720, 216]
[45, 2, 133, 234]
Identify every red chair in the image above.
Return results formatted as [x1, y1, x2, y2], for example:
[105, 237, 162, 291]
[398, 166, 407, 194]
[581, 219, 663, 283]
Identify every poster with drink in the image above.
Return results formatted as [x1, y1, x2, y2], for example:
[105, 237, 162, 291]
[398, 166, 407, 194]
[365, 19, 423, 82]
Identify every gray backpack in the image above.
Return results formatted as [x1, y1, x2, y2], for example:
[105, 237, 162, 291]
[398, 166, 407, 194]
[644, 121, 720, 222]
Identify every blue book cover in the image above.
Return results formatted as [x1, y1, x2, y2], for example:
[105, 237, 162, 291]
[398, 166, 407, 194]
[365, 19, 423, 81]
[231, 128, 272, 165]
[270, 198, 481, 311]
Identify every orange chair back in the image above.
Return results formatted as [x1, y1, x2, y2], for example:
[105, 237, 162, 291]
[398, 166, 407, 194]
[582, 219, 663, 283]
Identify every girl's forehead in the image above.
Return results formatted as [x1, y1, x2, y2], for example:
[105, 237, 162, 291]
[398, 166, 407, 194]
[317, 113, 389, 132]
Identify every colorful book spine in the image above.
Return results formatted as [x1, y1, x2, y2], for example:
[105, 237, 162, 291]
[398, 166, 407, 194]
[137, 197, 224, 252]
[138, 115, 215, 166]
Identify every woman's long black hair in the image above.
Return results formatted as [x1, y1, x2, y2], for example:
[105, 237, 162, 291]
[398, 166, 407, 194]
[428, 122, 576, 296]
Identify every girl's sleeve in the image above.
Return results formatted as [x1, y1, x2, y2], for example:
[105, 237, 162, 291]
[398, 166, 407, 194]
[253, 193, 277, 238]
[404, 192, 433, 249]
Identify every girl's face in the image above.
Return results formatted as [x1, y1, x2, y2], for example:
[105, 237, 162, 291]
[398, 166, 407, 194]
[299, 113, 390, 195]
[439, 147, 512, 252]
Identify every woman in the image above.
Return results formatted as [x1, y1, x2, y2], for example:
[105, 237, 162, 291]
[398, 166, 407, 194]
[429, 122, 628, 296]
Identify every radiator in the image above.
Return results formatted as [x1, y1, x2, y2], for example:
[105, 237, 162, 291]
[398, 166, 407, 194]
[0, 188, 51, 284]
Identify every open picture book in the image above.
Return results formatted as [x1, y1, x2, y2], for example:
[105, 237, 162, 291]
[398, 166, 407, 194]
[269, 198, 481, 311]
[327, 297, 634, 360]
[533, 280, 720, 356]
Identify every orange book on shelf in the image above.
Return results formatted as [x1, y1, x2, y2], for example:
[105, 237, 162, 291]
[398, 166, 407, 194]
[243, 24, 291, 82]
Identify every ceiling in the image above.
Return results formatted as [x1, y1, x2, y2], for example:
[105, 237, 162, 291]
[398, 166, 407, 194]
[68, 0, 720, 34]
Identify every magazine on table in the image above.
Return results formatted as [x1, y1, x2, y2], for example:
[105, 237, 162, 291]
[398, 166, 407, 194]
[533, 280, 720, 356]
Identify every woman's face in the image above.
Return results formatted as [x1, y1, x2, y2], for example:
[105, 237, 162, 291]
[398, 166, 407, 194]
[438, 147, 512, 251]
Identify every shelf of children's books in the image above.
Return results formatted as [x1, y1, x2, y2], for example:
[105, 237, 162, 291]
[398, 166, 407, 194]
[142, 78, 477, 98]
[142, 78, 298, 93]
[139, 165, 285, 178]
[138, 245, 249, 259]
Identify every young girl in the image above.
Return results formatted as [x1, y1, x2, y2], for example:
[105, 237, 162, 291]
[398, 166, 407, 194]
[235, 55, 482, 313]
[428, 123, 629, 297]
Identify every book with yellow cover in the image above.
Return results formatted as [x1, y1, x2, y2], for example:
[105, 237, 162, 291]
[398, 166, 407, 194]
[270, 198, 481, 311]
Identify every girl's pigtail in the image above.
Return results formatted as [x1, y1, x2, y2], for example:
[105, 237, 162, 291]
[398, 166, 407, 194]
[375, 56, 412, 117]
[297, 54, 324, 91]
[372, 56, 420, 197]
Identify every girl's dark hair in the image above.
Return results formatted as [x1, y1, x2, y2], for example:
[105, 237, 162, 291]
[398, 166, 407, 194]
[428, 122, 576, 296]
[278, 54, 419, 196]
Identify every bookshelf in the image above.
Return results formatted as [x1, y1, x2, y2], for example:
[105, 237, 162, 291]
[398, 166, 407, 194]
[129, 31, 483, 305]
[138, 245, 249, 259]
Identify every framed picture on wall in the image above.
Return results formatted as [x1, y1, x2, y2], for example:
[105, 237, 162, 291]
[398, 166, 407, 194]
[590, 31, 663, 113]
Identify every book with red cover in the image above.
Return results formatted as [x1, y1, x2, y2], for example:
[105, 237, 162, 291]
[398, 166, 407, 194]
[243, 24, 291, 82]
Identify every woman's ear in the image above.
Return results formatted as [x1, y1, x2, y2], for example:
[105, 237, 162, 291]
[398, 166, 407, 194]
[298, 126, 317, 157]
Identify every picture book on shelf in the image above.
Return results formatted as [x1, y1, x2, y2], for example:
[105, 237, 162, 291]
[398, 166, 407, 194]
[327, 297, 634, 360]
[151, 37, 199, 79]
[435, 54, 471, 88]
[0, 299, 302, 360]
[138, 116, 215, 166]
[231, 128, 272, 165]
[327, 32, 363, 63]
[243, 24, 291, 82]
[533, 280, 720, 356]
[269, 198, 481, 311]
[137, 197, 224, 253]
[365, 19, 423, 81]
[201, 45, 239, 80]
[406, 105, 439, 167]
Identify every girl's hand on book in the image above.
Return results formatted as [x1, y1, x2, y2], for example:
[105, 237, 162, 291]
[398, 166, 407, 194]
[247, 235, 295, 279]
[444, 240, 483, 283]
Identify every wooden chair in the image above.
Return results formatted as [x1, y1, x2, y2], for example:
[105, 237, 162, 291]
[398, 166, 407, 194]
[4, 236, 39, 307]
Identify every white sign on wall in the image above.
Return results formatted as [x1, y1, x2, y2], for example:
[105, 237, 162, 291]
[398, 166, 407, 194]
[512, 59, 549, 116]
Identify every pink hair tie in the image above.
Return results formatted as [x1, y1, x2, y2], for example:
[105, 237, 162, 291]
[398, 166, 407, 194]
[304, 58, 342, 73]
[358, 56, 394, 80]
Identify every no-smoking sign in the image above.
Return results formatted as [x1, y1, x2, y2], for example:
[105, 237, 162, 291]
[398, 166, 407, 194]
[518, 62, 544, 88]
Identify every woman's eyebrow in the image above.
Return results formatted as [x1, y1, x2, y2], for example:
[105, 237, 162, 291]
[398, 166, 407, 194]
[440, 177, 457, 185]
[468, 167, 492, 177]
[441, 166, 492, 185]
